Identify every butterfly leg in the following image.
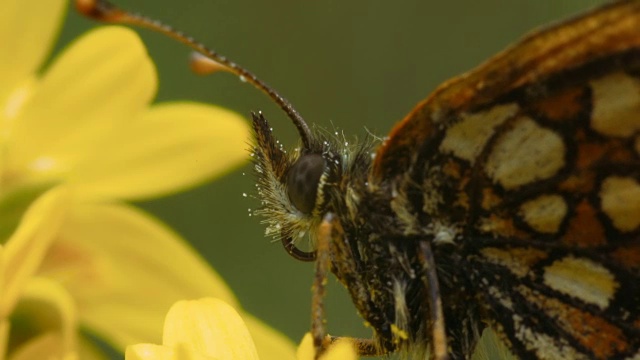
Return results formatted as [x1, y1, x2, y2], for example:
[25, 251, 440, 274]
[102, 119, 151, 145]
[310, 213, 333, 358]
[417, 240, 449, 360]
[311, 213, 388, 358]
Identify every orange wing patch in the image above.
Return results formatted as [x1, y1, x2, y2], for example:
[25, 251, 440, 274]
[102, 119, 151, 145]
[611, 243, 640, 273]
[529, 86, 588, 122]
[516, 286, 629, 359]
[562, 200, 607, 247]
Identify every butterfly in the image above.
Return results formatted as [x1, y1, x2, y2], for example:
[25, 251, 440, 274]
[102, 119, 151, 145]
[78, 0, 640, 359]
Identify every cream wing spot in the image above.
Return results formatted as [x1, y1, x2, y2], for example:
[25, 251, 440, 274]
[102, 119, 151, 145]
[485, 117, 565, 189]
[440, 103, 518, 163]
[600, 176, 640, 232]
[519, 194, 568, 234]
[590, 72, 640, 137]
[543, 256, 618, 309]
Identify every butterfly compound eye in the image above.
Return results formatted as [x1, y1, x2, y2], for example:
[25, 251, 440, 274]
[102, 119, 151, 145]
[286, 154, 325, 214]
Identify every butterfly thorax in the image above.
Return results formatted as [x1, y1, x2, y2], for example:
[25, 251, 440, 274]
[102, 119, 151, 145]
[318, 134, 489, 357]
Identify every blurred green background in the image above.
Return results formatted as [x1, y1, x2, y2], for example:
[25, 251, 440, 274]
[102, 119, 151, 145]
[55, 0, 602, 357]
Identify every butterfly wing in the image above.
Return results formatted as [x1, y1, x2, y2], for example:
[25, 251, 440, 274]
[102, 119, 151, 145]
[437, 55, 640, 356]
[467, 240, 640, 359]
[368, 1, 640, 358]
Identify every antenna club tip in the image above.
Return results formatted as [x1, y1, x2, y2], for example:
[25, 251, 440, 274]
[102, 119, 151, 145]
[189, 52, 233, 75]
[75, 0, 122, 21]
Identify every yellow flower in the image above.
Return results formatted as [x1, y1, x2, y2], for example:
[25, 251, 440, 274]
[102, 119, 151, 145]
[295, 334, 356, 360]
[0, 188, 76, 360]
[125, 298, 357, 360]
[0, 0, 295, 359]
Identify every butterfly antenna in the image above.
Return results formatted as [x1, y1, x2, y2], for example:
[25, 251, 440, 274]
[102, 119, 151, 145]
[75, 0, 313, 148]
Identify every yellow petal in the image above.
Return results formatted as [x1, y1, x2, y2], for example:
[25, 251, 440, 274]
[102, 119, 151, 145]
[8, 332, 76, 360]
[78, 337, 110, 360]
[320, 341, 357, 360]
[126, 344, 175, 360]
[69, 102, 249, 201]
[0, 319, 8, 357]
[243, 314, 296, 360]
[1, 187, 69, 317]
[2, 77, 36, 134]
[0, 244, 4, 311]
[296, 333, 357, 360]
[38, 202, 238, 348]
[163, 298, 259, 360]
[0, 0, 67, 102]
[296, 333, 316, 360]
[0, 181, 58, 244]
[12, 277, 78, 355]
[126, 343, 214, 360]
[8, 27, 156, 181]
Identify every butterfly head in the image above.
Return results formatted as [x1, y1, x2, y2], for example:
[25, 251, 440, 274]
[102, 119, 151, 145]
[251, 111, 346, 261]
[74, 0, 369, 263]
